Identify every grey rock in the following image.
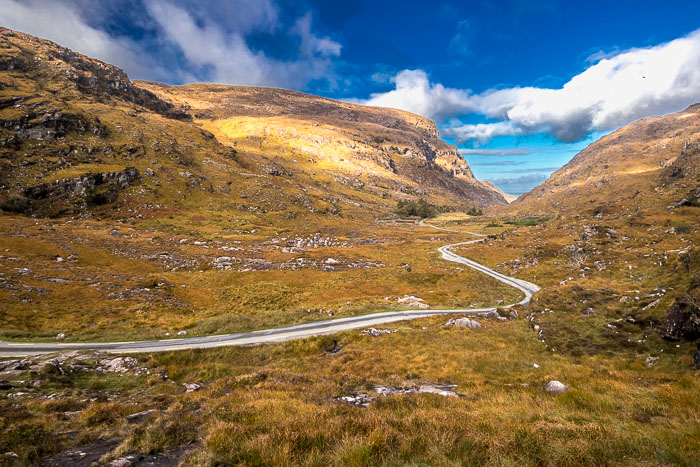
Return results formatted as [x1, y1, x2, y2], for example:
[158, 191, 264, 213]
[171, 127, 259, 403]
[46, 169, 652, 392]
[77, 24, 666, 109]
[581, 307, 596, 316]
[126, 409, 159, 424]
[544, 380, 569, 394]
[443, 318, 482, 328]
[183, 382, 201, 393]
[645, 355, 659, 367]
[337, 392, 372, 408]
[375, 384, 458, 398]
[361, 328, 395, 337]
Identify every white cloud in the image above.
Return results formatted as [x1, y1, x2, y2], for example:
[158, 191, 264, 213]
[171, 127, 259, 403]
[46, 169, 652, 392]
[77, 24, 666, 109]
[144, 0, 338, 89]
[292, 13, 341, 58]
[0, 0, 341, 89]
[353, 69, 473, 121]
[0, 0, 175, 81]
[443, 122, 522, 143]
[355, 29, 700, 143]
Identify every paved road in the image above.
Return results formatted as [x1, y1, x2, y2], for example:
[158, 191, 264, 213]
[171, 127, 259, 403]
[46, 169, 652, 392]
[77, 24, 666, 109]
[0, 231, 539, 357]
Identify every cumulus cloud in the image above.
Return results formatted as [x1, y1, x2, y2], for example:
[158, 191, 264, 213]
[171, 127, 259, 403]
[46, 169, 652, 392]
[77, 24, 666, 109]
[143, 0, 340, 88]
[0, 0, 174, 81]
[353, 69, 473, 121]
[356, 29, 700, 143]
[0, 0, 341, 89]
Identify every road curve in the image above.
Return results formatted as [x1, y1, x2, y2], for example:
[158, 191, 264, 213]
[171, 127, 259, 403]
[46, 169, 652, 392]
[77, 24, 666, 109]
[0, 231, 539, 357]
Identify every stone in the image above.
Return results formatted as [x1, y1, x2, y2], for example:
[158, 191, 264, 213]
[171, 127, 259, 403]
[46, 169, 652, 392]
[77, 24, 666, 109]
[374, 384, 458, 398]
[508, 310, 518, 320]
[544, 380, 569, 394]
[397, 295, 430, 309]
[645, 355, 659, 367]
[337, 392, 372, 407]
[581, 307, 595, 316]
[56, 333, 66, 340]
[324, 257, 340, 265]
[177, 330, 187, 336]
[99, 357, 138, 373]
[361, 328, 395, 337]
[484, 310, 499, 319]
[443, 318, 482, 328]
[183, 382, 201, 393]
[109, 457, 138, 467]
[126, 409, 158, 424]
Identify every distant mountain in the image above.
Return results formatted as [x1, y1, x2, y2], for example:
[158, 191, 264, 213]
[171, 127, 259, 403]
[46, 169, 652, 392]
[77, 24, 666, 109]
[510, 104, 700, 215]
[0, 28, 506, 221]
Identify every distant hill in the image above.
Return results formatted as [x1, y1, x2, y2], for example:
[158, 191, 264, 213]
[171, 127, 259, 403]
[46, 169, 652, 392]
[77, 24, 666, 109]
[0, 28, 506, 221]
[509, 104, 699, 216]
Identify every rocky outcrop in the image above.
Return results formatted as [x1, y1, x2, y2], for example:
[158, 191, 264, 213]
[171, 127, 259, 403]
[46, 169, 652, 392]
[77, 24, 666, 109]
[1, 167, 140, 214]
[24, 167, 140, 201]
[0, 28, 190, 120]
[659, 294, 700, 340]
[1, 111, 106, 140]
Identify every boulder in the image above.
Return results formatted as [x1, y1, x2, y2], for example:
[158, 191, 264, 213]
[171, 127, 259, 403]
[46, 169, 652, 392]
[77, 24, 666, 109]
[443, 318, 482, 329]
[183, 382, 201, 393]
[361, 328, 395, 337]
[484, 310, 499, 319]
[544, 380, 569, 394]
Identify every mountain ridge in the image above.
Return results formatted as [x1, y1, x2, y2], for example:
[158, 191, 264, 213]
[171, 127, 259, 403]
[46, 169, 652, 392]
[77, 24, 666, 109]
[0, 27, 507, 221]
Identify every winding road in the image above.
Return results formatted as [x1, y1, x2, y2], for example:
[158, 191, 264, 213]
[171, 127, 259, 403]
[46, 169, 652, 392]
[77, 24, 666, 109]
[0, 230, 539, 357]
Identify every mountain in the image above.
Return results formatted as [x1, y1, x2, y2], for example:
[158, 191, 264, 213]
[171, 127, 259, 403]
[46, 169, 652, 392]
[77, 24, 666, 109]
[0, 28, 506, 221]
[508, 104, 700, 215]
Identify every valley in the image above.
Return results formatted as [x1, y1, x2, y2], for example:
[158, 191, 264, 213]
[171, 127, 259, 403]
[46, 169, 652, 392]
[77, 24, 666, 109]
[0, 27, 698, 467]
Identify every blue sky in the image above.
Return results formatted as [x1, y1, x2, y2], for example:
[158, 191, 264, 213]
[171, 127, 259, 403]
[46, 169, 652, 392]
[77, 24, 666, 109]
[2, 0, 699, 195]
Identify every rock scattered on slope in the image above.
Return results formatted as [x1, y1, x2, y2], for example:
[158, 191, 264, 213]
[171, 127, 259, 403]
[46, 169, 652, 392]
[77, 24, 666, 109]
[544, 380, 569, 394]
[396, 295, 430, 309]
[375, 384, 459, 398]
[337, 392, 372, 408]
[361, 328, 396, 337]
[443, 317, 482, 328]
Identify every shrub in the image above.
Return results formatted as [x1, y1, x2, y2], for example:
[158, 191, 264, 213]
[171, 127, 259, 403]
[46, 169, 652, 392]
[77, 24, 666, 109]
[465, 206, 483, 216]
[396, 198, 436, 218]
